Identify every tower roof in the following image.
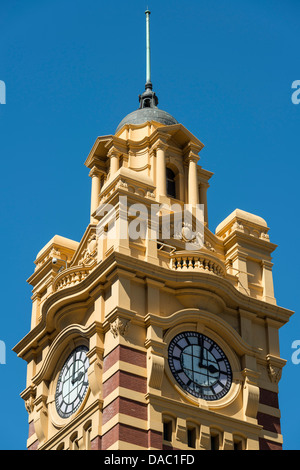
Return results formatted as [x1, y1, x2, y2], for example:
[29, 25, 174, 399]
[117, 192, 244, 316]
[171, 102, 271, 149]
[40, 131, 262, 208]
[115, 105, 178, 134]
[115, 10, 178, 134]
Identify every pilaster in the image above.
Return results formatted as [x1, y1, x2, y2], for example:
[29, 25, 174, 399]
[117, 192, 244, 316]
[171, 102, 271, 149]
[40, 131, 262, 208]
[154, 140, 168, 200]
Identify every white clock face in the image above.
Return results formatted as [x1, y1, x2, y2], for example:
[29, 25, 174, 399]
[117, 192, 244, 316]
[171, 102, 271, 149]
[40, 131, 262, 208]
[55, 346, 89, 419]
[168, 332, 232, 401]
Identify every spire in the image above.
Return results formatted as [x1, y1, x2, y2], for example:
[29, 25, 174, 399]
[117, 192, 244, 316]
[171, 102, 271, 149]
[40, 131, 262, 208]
[139, 9, 158, 109]
[145, 9, 152, 89]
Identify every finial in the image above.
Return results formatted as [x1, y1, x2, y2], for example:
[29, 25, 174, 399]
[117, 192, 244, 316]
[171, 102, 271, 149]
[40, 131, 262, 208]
[145, 9, 152, 90]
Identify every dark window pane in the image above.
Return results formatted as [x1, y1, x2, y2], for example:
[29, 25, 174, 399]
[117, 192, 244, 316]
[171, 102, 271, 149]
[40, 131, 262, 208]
[163, 421, 172, 441]
[210, 434, 219, 450]
[166, 168, 176, 198]
[187, 428, 196, 448]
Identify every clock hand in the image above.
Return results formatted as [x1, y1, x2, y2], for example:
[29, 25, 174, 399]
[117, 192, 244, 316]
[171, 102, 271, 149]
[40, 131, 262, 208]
[71, 352, 77, 385]
[199, 363, 219, 374]
[72, 371, 84, 384]
[199, 335, 204, 367]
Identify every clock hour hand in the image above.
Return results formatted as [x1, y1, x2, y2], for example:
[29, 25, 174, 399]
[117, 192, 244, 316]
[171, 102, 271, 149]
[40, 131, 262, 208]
[198, 363, 219, 374]
[72, 371, 84, 384]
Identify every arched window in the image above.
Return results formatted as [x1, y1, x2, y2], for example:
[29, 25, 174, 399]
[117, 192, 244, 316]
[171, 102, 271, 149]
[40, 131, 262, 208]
[70, 432, 79, 450]
[166, 168, 176, 198]
[83, 420, 92, 450]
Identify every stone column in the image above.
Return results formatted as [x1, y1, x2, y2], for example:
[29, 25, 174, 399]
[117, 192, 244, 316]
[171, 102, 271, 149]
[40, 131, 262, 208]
[199, 181, 209, 226]
[109, 149, 120, 177]
[89, 167, 101, 224]
[187, 153, 199, 206]
[155, 141, 167, 199]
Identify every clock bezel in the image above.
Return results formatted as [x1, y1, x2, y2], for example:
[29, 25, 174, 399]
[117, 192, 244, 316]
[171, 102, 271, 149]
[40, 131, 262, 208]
[164, 323, 240, 408]
[168, 331, 232, 401]
[52, 343, 90, 422]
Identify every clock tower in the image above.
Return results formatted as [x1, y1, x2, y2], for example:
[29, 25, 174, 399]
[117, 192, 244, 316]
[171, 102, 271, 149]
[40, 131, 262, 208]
[14, 11, 293, 451]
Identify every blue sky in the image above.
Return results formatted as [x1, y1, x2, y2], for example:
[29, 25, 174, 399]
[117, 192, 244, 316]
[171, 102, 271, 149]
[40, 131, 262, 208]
[0, 0, 299, 450]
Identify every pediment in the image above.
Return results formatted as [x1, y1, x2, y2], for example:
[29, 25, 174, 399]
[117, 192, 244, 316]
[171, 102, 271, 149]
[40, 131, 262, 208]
[70, 225, 97, 268]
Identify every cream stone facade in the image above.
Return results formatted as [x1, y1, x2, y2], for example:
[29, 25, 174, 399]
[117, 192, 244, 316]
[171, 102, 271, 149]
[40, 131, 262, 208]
[13, 112, 293, 450]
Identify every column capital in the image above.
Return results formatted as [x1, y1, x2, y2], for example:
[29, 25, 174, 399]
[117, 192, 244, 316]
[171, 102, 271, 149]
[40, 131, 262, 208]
[185, 151, 200, 164]
[107, 146, 122, 159]
[89, 166, 103, 178]
[231, 250, 249, 263]
[261, 259, 274, 269]
[199, 180, 210, 189]
[151, 138, 169, 152]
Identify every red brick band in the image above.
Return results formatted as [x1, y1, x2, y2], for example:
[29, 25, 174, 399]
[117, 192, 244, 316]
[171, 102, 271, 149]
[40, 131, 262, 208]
[102, 423, 161, 450]
[28, 421, 35, 439]
[259, 437, 282, 451]
[103, 396, 147, 425]
[257, 412, 281, 435]
[103, 370, 147, 398]
[103, 345, 147, 373]
[259, 388, 279, 409]
[91, 435, 102, 450]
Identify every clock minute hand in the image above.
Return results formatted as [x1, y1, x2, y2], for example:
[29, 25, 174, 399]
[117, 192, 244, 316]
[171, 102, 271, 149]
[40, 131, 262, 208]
[71, 352, 77, 384]
[199, 335, 204, 368]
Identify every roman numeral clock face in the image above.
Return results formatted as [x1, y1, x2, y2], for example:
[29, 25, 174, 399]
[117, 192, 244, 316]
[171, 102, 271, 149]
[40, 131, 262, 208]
[55, 346, 90, 419]
[168, 332, 232, 401]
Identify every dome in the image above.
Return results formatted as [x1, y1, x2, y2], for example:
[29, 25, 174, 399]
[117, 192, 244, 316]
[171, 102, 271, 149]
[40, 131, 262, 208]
[115, 106, 178, 134]
[115, 81, 178, 134]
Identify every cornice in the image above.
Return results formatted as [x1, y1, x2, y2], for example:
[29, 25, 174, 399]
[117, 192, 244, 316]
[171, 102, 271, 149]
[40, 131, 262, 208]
[14, 250, 294, 359]
[84, 135, 114, 168]
[221, 230, 277, 255]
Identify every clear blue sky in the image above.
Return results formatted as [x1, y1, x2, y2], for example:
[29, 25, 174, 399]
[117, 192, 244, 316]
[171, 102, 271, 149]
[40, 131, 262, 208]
[0, 0, 299, 450]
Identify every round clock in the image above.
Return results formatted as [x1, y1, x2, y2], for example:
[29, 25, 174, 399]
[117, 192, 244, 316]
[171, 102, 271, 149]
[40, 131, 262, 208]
[55, 345, 89, 418]
[168, 331, 232, 401]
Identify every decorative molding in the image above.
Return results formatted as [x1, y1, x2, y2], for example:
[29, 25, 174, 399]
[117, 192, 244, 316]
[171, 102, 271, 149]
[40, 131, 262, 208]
[145, 338, 165, 391]
[266, 354, 286, 384]
[110, 317, 130, 338]
[267, 363, 282, 384]
[242, 368, 260, 419]
[35, 247, 61, 271]
[78, 234, 97, 267]
[21, 385, 36, 414]
[33, 391, 48, 445]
